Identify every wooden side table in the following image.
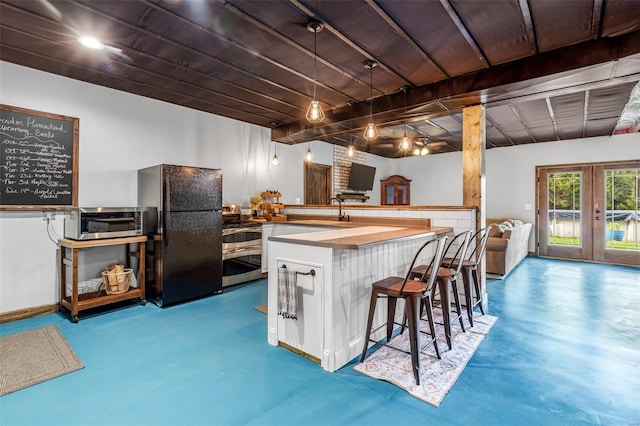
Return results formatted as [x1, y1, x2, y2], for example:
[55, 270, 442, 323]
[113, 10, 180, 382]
[59, 236, 146, 322]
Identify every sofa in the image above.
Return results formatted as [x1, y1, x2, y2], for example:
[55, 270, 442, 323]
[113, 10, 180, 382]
[485, 218, 533, 276]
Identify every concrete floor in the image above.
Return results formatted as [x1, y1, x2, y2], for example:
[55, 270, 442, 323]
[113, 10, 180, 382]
[0, 257, 638, 425]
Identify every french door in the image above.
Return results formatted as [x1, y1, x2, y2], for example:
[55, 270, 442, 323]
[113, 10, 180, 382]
[537, 160, 639, 266]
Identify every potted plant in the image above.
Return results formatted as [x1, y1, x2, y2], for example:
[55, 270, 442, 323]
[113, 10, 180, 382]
[606, 222, 625, 241]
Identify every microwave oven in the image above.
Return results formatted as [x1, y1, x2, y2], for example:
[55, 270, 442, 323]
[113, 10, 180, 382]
[64, 207, 143, 240]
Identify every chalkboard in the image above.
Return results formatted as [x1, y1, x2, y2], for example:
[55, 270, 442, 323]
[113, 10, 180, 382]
[0, 105, 78, 209]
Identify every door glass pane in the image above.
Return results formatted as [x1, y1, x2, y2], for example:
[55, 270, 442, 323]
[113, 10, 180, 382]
[548, 172, 581, 247]
[385, 185, 394, 204]
[605, 168, 640, 251]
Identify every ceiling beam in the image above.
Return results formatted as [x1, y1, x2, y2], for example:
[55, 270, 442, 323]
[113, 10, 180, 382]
[517, 0, 537, 53]
[221, 0, 368, 100]
[272, 30, 640, 145]
[141, 1, 351, 105]
[365, 0, 449, 79]
[290, 0, 413, 89]
[545, 98, 560, 141]
[439, 0, 490, 68]
[58, 0, 316, 112]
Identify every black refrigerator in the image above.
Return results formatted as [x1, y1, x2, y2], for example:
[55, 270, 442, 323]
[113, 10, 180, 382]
[138, 164, 223, 306]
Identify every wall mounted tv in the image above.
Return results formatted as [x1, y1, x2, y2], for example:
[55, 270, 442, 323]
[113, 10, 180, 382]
[347, 163, 376, 191]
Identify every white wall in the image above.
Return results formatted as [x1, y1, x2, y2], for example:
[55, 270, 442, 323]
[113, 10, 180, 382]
[395, 133, 639, 252]
[0, 62, 305, 312]
[484, 136, 639, 223]
[1, 61, 638, 313]
[392, 152, 464, 206]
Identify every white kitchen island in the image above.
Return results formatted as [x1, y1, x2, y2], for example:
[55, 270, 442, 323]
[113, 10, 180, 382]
[267, 223, 452, 372]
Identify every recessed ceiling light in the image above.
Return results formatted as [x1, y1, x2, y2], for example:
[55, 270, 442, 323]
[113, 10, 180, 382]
[78, 36, 104, 50]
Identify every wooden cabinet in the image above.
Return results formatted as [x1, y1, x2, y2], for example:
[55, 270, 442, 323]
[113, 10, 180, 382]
[380, 175, 411, 205]
[59, 236, 146, 322]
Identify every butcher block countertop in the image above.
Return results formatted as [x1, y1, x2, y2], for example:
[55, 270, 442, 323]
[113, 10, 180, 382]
[267, 215, 452, 249]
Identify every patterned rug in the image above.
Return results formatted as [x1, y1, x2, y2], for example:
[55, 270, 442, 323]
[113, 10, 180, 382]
[354, 308, 497, 407]
[0, 325, 84, 396]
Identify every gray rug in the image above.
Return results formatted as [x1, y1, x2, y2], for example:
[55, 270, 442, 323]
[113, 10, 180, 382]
[0, 325, 84, 396]
[355, 309, 497, 407]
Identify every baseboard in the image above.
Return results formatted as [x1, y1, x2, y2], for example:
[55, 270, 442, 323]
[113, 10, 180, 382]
[0, 303, 59, 324]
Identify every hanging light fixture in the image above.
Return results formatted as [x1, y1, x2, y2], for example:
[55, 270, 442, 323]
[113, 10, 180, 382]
[363, 59, 378, 141]
[272, 143, 280, 166]
[78, 36, 104, 50]
[305, 20, 325, 124]
[305, 143, 313, 162]
[399, 86, 411, 151]
[347, 144, 355, 157]
[413, 146, 428, 156]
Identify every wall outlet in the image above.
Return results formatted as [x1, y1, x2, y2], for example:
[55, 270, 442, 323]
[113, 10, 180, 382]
[340, 252, 348, 270]
[524, 203, 532, 210]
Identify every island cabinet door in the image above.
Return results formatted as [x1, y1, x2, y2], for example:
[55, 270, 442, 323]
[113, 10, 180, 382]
[276, 260, 324, 362]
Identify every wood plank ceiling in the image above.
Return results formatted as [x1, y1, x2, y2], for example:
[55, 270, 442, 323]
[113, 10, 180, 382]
[1, 0, 639, 158]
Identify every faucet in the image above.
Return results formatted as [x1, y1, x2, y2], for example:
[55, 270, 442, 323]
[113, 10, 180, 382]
[327, 197, 348, 221]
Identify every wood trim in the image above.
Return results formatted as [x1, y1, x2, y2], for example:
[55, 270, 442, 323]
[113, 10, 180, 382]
[0, 303, 59, 324]
[284, 205, 478, 211]
[0, 104, 79, 210]
[535, 159, 640, 171]
[285, 214, 431, 227]
[278, 341, 321, 365]
[462, 105, 486, 230]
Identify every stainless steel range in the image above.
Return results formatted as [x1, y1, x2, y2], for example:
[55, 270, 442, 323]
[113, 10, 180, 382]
[222, 205, 263, 287]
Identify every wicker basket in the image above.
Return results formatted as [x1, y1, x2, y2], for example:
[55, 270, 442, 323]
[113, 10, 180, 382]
[101, 268, 132, 295]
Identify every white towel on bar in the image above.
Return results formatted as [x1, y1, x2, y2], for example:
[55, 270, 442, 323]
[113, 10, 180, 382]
[278, 267, 298, 320]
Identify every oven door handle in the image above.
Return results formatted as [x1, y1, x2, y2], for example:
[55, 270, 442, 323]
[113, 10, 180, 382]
[222, 227, 261, 235]
[223, 246, 262, 260]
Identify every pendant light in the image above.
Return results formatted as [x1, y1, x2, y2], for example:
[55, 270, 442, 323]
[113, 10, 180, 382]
[305, 20, 325, 124]
[347, 144, 355, 157]
[305, 143, 313, 162]
[363, 59, 378, 141]
[399, 86, 411, 151]
[272, 143, 280, 166]
[78, 36, 104, 50]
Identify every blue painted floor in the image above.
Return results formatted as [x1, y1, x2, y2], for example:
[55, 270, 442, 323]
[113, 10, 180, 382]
[1, 257, 638, 425]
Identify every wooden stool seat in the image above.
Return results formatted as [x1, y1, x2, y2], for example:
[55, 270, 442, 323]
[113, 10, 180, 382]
[372, 276, 427, 296]
[408, 230, 472, 349]
[444, 227, 490, 326]
[360, 236, 448, 386]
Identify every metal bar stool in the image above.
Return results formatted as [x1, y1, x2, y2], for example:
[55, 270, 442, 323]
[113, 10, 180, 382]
[409, 230, 472, 349]
[360, 236, 448, 385]
[443, 227, 490, 327]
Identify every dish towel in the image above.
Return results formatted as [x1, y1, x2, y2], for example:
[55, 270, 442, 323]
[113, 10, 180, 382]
[278, 267, 298, 320]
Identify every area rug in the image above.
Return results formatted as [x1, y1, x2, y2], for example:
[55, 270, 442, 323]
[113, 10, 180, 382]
[254, 304, 268, 314]
[354, 309, 497, 407]
[0, 325, 84, 396]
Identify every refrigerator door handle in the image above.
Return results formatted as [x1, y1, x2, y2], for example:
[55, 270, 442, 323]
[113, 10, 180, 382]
[164, 174, 171, 252]
[164, 212, 170, 252]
